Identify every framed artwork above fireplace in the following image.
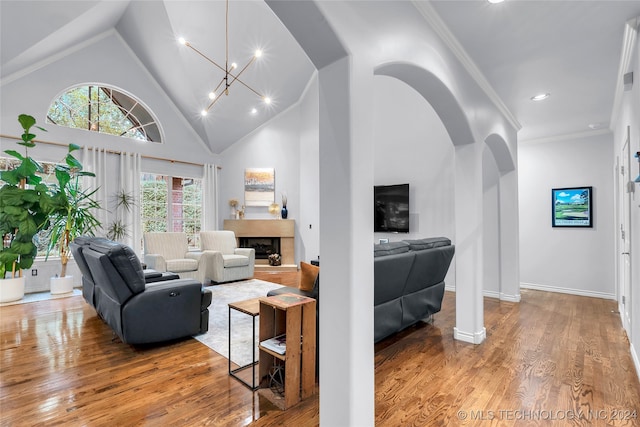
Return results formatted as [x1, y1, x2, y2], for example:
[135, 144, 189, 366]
[244, 168, 275, 206]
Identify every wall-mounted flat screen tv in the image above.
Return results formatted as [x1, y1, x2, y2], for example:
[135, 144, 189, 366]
[374, 183, 409, 233]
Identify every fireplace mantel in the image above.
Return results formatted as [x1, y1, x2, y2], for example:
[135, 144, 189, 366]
[223, 219, 295, 269]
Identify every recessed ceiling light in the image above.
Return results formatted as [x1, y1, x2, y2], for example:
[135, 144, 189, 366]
[588, 123, 604, 130]
[251, 108, 258, 115]
[488, 0, 505, 3]
[531, 93, 550, 101]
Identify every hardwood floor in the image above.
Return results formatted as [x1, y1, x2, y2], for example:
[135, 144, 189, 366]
[1, 272, 639, 426]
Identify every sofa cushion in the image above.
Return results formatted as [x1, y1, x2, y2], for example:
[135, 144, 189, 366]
[299, 261, 320, 291]
[166, 258, 199, 272]
[403, 237, 451, 251]
[374, 241, 410, 257]
[222, 254, 250, 268]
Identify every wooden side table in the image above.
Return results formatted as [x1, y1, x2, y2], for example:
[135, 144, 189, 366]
[228, 297, 261, 390]
[258, 293, 316, 409]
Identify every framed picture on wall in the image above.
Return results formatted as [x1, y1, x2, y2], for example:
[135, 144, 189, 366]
[551, 186, 593, 227]
[244, 168, 275, 206]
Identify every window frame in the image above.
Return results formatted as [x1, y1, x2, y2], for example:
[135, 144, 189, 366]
[140, 172, 203, 251]
[46, 83, 164, 143]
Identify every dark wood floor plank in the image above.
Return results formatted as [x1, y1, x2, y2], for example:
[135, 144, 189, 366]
[1, 275, 639, 426]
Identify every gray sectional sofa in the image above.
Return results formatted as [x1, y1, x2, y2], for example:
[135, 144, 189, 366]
[267, 237, 455, 343]
[374, 237, 455, 342]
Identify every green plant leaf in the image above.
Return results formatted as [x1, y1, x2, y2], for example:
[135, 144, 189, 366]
[15, 158, 37, 179]
[68, 143, 80, 153]
[11, 240, 36, 256]
[27, 174, 43, 186]
[0, 252, 19, 265]
[0, 169, 19, 186]
[18, 114, 36, 130]
[19, 133, 36, 143]
[65, 153, 82, 171]
[55, 166, 71, 190]
[3, 150, 25, 161]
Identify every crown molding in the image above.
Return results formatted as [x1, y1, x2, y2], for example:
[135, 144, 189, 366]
[412, 0, 521, 132]
[519, 128, 612, 146]
[610, 16, 639, 128]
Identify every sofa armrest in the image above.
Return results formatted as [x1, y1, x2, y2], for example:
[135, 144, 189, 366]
[186, 251, 203, 261]
[144, 254, 166, 272]
[122, 279, 208, 344]
[198, 250, 225, 283]
[234, 247, 255, 261]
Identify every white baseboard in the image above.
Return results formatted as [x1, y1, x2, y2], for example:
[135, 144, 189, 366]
[453, 326, 486, 344]
[500, 292, 521, 302]
[520, 282, 616, 300]
[483, 290, 500, 299]
[446, 286, 521, 302]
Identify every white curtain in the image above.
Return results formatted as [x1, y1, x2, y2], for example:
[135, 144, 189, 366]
[202, 164, 219, 231]
[120, 152, 142, 256]
[82, 146, 110, 236]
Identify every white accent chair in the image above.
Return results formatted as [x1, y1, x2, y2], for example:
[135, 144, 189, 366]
[143, 232, 215, 285]
[199, 230, 255, 283]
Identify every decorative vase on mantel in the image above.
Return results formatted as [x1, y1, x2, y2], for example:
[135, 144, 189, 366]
[280, 193, 288, 219]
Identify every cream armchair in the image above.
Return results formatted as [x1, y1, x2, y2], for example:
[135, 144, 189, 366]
[143, 232, 216, 285]
[200, 230, 255, 283]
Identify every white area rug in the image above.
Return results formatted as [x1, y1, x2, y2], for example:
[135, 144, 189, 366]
[195, 279, 283, 367]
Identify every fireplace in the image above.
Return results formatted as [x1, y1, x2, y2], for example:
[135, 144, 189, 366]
[224, 219, 295, 269]
[239, 237, 281, 260]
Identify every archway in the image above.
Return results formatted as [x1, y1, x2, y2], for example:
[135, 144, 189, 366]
[483, 133, 520, 302]
[374, 61, 487, 344]
[375, 62, 474, 146]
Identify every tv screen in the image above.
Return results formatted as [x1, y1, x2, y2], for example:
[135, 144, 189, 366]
[374, 183, 409, 233]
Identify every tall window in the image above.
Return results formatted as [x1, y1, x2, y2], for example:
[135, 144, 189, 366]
[47, 84, 162, 142]
[141, 173, 202, 249]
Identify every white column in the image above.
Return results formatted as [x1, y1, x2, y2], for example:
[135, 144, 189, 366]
[499, 169, 521, 302]
[318, 56, 375, 426]
[454, 142, 486, 344]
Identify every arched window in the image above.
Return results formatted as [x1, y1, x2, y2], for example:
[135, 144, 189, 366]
[47, 84, 162, 142]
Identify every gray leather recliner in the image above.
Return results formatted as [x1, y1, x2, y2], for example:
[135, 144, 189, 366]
[75, 237, 212, 345]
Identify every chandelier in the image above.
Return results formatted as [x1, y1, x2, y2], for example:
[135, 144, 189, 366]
[178, 0, 270, 116]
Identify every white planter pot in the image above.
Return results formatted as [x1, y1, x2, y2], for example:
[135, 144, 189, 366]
[0, 276, 25, 303]
[50, 275, 74, 295]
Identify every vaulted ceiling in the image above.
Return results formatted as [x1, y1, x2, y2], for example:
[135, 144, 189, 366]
[1, 1, 639, 153]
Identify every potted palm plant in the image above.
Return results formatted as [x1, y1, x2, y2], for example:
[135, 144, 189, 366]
[0, 114, 59, 302]
[46, 145, 101, 294]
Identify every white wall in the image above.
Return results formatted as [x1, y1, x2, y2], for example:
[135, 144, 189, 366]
[611, 24, 640, 379]
[25, 260, 81, 293]
[483, 148, 501, 297]
[218, 102, 303, 262]
[298, 75, 321, 263]
[372, 74, 457, 289]
[519, 133, 616, 298]
[373, 75, 455, 243]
